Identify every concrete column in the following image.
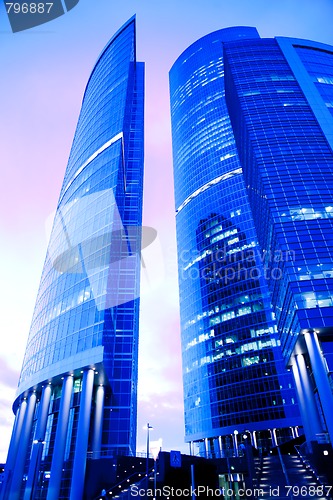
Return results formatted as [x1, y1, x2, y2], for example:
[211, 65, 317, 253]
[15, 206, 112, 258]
[213, 437, 220, 458]
[0, 399, 27, 500]
[24, 384, 52, 500]
[292, 355, 322, 443]
[232, 432, 239, 457]
[218, 436, 224, 458]
[251, 431, 257, 449]
[190, 441, 195, 456]
[91, 385, 104, 459]
[10, 392, 37, 500]
[270, 428, 278, 447]
[304, 331, 333, 445]
[204, 438, 208, 458]
[47, 375, 74, 500]
[296, 353, 324, 437]
[192, 441, 195, 456]
[69, 369, 94, 500]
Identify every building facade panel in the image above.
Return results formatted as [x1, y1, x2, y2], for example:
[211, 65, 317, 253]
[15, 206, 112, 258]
[224, 34, 333, 446]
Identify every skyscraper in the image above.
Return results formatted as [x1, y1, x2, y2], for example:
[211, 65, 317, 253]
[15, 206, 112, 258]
[1, 16, 144, 500]
[169, 27, 301, 458]
[224, 34, 333, 448]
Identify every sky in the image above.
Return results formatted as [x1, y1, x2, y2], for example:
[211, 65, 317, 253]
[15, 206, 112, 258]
[1, 0, 333, 462]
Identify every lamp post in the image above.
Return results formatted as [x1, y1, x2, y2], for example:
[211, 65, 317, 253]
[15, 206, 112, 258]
[145, 423, 153, 498]
[31, 439, 45, 499]
[242, 432, 254, 489]
[150, 439, 162, 500]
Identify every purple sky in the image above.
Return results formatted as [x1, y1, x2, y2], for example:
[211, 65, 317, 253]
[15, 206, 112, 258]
[1, 0, 333, 461]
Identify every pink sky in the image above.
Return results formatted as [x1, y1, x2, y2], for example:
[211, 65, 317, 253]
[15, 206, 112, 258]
[1, 0, 333, 461]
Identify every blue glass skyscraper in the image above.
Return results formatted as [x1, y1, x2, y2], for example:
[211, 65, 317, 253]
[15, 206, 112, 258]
[170, 27, 301, 458]
[1, 17, 144, 500]
[224, 34, 333, 448]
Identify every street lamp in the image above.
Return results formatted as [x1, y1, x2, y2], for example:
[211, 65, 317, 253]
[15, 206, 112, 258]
[242, 432, 254, 488]
[150, 438, 162, 500]
[145, 423, 153, 497]
[31, 439, 46, 499]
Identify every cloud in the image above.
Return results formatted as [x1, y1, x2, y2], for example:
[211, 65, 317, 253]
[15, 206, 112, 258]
[137, 394, 187, 456]
[0, 356, 20, 390]
[0, 381, 17, 462]
[137, 291, 185, 453]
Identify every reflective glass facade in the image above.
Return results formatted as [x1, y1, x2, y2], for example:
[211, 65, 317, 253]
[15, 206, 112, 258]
[224, 35, 333, 446]
[170, 28, 301, 457]
[2, 17, 144, 500]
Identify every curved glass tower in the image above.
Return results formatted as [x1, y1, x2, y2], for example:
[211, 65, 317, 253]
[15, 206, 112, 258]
[170, 27, 301, 457]
[2, 17, 144, 500]
[224, 35, 333, 448]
